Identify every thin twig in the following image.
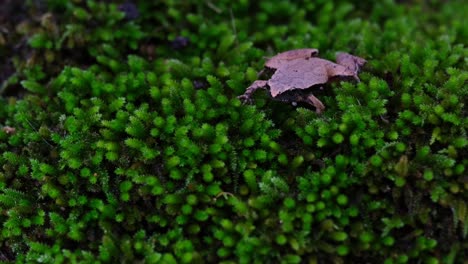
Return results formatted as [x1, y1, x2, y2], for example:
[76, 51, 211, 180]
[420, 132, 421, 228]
[230, 7, 238, 46]
[205, 1, 222, 14]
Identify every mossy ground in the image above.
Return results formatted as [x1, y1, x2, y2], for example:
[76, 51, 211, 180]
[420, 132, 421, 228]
[0, 0, 467, 263]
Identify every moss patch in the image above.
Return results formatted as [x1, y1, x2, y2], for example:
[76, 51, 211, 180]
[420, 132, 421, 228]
[0, 0, 467, 262]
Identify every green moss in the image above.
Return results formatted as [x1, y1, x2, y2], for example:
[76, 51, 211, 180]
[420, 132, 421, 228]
[0, 0, 467, 262]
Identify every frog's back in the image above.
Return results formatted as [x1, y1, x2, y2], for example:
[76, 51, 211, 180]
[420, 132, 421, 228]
[268, 58, 331, 97]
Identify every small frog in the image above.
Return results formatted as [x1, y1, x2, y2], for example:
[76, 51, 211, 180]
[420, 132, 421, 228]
[238, 48, 366, 113]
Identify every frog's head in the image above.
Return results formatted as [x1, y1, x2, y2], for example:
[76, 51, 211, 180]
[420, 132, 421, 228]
[336, 52, 367, 81]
